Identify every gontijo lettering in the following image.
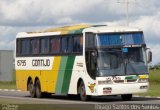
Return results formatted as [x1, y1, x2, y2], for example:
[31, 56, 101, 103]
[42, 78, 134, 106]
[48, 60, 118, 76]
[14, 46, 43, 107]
[32, 59, 50, 67]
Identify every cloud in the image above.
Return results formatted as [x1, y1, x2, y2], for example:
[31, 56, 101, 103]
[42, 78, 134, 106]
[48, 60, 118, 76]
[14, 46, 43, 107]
[148, 44, 160, 65]
[104, 13, 160, 64]
[0, 0, 159, 26]
[0, 40, 15, 50]
[0, 25, 48, 50]
[129, 12, 160, 45]
[0, 0, 159, 64]
[0, 0, 106, 26]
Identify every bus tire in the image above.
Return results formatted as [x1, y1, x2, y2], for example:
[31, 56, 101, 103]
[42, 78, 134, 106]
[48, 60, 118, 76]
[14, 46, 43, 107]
[67, 94, 79, 100]
[43, 93, 52, 98]
[121, 94, 132, 101]
[28, 79, 36, 98]
[35, 79, 43, 98]
[79, 81, 90, 101]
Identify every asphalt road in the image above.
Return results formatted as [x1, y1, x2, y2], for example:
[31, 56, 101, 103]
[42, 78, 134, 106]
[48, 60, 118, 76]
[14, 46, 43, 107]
[0, 91, 160, 110]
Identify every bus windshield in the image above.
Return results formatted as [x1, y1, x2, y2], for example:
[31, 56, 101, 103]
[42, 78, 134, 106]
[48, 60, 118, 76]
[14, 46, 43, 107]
[97, 49, 125, 76]
[97, 47, 148, 77]
[123, 47, 148, 75]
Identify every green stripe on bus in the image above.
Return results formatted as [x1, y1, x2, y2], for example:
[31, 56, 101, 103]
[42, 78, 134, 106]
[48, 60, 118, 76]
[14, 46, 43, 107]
[61, 56, 75, 94]
[55, 56, 68, 94]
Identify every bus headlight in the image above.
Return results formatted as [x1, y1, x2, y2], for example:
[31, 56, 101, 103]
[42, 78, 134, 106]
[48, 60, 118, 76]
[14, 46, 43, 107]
[138, 75, 149, 83]
[138, 78, 149, 83]
[98, 80, 113, 85]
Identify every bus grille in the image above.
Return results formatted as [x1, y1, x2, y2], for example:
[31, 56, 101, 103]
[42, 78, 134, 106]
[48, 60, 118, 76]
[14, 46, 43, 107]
[114, 80, 124, 83]
[127, 79, 137, 83]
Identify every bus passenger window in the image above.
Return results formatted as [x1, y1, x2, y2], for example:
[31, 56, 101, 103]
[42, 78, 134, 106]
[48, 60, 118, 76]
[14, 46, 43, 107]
[16, 39, 21, 56]
[50, 38, 60, 54]
[40, 38, 49, 54]
[31, 39, 40, 54]
[21, 39, 30, 55]
[61, 37, 72, 53]
[73, 36, 83, 53]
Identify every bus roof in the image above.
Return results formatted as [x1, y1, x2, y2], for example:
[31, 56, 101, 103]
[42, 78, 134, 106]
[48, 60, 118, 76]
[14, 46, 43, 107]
[84, 25, 142, 33]
[16, 24, 142, 38]
[16, 24, 91, 38]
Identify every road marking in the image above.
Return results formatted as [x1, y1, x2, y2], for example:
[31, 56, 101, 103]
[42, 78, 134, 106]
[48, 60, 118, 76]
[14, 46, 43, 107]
[10, 89, 16, 91]
[134, 95, 160, 99]
[0, 89, 21, 92]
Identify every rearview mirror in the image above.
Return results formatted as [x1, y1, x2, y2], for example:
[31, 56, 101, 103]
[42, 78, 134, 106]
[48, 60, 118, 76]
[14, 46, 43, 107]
[147, 50, 152, 63]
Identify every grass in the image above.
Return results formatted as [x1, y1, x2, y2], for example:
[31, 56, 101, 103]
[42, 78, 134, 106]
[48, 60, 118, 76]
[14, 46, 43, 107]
[149, 69, 160, 83]
[0, 70, 16, 89]
[138, 82, 160, 97]
[0, 104, 91, 110]
[137, 69, 160, 97]
[0, 81, 16, 89]
[0, 70, 17, 89]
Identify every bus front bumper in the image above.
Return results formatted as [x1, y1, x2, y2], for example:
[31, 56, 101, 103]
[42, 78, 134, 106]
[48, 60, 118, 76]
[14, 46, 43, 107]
[95, 83, 149, 96]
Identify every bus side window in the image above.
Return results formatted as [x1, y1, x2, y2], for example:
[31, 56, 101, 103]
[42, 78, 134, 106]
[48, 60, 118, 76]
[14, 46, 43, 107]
[61, 37, 72, 53]
[16, 39, 21, 56]
[50, 38, 60, 54]
[73, 36, 83, 53]
[31, 39, 40, 55]
[40, 38, 49, 54]
[21, 39, 30, 55]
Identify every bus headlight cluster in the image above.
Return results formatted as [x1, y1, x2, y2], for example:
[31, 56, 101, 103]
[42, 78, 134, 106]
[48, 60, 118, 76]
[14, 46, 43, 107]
[138, 78, 149, 83]
[98, 80, 113, 85]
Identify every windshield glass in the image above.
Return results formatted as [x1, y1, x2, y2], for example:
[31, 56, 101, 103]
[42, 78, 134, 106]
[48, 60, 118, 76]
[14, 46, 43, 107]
[97, 49, 125, 76]
[95, 32, 148, 77]
[97, 47, 148, 77]
[124, 47, 148, 75]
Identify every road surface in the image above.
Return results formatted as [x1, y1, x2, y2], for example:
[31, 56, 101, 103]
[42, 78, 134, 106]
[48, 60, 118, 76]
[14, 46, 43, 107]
[0, 90, 160, 110]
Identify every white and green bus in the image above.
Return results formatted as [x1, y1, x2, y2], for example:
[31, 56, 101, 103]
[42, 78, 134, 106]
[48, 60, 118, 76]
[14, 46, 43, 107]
[15, 24, 152, 101]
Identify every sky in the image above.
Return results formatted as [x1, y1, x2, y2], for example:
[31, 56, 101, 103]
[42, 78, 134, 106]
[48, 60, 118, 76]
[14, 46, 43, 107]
[0, 0, 160, 64]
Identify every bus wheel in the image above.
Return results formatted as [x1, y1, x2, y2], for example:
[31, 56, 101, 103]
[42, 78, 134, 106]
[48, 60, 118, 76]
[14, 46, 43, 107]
[121, 94, 132, 101]
[67, 94, 78, 100]
[43, 93, 52, 98]
[79, 81, 89, 101]
[35, 80, 42, 98]
[28, 80, 36, 98]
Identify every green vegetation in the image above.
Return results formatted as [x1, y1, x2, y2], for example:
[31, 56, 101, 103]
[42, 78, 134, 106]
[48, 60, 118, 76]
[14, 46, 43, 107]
[137, 82, 160, 97]
[0, 70, 16, 89]
[149, 69, 160, 83]
[12, 70, 16, 82]
[0, 103, 91, 110]
[0, 81, 16, 89]
[17, 105, 91, 110]
[138, 69, 160, 97]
